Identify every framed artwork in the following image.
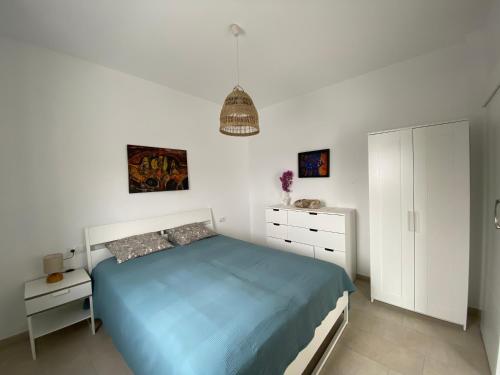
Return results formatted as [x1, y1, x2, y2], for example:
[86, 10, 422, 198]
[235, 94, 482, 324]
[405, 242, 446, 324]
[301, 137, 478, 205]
[127, 145, 189, 193]
[298, 149, 330, 178]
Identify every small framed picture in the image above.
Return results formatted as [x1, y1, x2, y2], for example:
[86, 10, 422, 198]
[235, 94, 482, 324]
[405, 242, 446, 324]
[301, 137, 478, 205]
[298, 149, 330, 178]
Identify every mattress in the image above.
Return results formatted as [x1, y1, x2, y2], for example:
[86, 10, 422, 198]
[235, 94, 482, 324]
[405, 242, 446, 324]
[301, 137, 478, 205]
[92, 235, 355, 375]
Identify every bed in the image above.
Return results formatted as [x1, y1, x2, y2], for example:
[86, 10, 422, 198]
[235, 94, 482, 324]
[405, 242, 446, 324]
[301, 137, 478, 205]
[85, 209, 355, 375]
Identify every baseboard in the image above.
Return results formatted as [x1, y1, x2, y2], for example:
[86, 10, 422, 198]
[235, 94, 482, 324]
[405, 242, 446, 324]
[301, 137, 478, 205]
[468, 307, 481, 318]
[356, 274, 370, 282]
[0, 330, 28, 350]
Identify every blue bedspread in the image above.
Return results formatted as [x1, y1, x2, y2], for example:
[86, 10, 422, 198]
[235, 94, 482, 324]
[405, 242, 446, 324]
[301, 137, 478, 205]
[92, 235, 355, 375]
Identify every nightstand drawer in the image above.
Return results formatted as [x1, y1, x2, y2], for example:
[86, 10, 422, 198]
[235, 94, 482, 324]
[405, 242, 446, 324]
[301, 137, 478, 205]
[25, 282, 91, 316]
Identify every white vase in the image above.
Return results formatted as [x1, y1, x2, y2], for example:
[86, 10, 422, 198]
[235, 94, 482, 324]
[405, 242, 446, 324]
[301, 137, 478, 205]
[281, 191, 291, 206]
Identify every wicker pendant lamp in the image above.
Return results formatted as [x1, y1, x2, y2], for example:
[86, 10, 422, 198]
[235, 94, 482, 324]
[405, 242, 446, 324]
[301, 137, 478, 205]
[220, 24, 259, 136]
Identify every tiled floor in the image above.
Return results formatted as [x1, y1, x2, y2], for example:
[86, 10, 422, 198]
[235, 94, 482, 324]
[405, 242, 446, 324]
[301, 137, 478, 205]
[0, 279, 491, 375]
[323, 280, 491, 375]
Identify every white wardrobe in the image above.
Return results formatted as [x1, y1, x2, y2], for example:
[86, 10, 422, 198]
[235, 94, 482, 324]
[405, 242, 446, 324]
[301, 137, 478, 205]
[368, 121, 470, 328]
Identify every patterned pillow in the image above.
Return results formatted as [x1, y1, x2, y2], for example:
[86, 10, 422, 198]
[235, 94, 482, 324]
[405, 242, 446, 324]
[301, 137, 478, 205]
[105, 232, 174, 264]
[166, 222, 217, 246]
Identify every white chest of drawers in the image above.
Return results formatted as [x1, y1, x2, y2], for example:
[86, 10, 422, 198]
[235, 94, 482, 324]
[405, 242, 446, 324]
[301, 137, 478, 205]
[265, 205, 356, 280]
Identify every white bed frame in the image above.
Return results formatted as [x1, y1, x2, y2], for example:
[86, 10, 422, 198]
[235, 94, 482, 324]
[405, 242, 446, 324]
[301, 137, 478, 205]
[85, 208, 216, 273]
[84, 208, 349, 375]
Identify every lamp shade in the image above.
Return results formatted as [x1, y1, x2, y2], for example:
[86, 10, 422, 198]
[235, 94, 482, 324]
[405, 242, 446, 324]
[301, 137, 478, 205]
[43, 253, 63, 275]
[219, 86, 259, 136]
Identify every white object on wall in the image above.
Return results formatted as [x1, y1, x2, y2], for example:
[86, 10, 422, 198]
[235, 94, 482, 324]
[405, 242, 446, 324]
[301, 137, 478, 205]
[368, 120, 470, 328]
[265, 205, 356, 280]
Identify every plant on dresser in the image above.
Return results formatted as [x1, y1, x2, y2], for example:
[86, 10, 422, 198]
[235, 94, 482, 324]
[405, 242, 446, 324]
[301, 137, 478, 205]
[265, 205, 356, 280]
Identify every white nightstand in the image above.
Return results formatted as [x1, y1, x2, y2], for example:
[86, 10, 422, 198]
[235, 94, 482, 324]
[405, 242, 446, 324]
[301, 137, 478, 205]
[24, 268, 95, 359]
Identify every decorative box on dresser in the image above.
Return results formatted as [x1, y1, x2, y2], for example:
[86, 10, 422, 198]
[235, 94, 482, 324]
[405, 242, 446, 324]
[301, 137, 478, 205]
[265, 205, 356, 281]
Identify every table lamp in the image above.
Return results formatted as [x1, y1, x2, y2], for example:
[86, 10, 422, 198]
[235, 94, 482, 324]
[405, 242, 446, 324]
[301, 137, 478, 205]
[43, 253, 64, 283]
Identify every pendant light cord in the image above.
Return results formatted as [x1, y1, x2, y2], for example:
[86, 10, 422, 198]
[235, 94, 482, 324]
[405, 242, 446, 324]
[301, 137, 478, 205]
[236, 34, 240, 87]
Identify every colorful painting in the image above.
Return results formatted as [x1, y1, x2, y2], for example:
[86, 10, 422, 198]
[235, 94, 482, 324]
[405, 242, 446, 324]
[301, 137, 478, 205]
[127, 145, 189, 193]
[298, 149, 330, 178]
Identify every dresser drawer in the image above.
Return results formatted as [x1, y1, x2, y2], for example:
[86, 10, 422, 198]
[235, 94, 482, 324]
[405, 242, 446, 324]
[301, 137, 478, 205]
[288, 226, 345, 250]
[266, 237, 314, 258]
[287, 241, 314, 258]
[266, 222, 287, 239]
[314, 246, 346, 268]
[265, 208, 288, 224]
[25, 282, 92, 316]
[288, 211, 345, 233]
[266, 236, 288, 251]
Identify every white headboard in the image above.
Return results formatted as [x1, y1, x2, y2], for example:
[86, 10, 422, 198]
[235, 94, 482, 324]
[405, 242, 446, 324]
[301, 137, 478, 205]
[85, 208, 215, 272]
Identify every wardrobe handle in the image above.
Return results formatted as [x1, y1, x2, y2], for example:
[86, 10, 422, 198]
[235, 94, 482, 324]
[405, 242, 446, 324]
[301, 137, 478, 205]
[284, 240, 291, 243]
[273, 223, 280, 226]
[273, 209, 279, 212]
[309, 212, 318, 216]
[309, 228, 318, 232]
[495, 199, 500, 229]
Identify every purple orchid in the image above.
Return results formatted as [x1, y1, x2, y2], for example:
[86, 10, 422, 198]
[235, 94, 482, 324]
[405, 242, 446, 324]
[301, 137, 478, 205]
[280, 170, 293, 192]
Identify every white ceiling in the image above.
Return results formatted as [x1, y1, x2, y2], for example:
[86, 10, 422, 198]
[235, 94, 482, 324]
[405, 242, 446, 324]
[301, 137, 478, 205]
[0, 0, 492, 108]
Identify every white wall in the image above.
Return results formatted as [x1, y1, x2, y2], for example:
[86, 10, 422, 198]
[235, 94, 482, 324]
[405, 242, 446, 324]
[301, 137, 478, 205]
[248, 41, 486, 307]
[480, 1, 500, 372]
[484, 0, 500, 75]
[0, 37, 251, 340]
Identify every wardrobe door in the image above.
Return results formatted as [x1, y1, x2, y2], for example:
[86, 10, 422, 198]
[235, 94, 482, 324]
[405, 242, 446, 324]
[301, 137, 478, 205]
[413, 122, 470, 327]
[369, 129, 414, 310]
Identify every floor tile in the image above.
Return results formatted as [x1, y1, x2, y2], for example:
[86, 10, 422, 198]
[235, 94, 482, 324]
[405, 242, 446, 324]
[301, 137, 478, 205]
[90, 347, 133, 375]
[322, 344, 389, 375]
[423, 355, 490, 375]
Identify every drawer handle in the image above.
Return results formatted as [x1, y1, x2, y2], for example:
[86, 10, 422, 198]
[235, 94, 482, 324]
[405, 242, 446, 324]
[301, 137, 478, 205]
[309, 228, 318, 232]
[273, 223, 280, 226]
[284, 240, 292, 243]
[273, 209, 279, 212]
[309, 212, 318, 215]
[51, 289, 70, 297]
[324, 248, 334, 252]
